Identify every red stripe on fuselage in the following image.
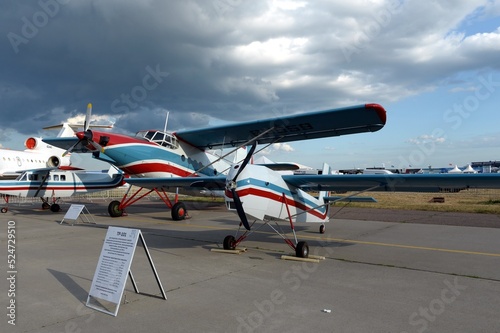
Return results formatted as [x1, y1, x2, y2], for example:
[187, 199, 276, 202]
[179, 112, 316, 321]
[120, 163, 194, 177]
[226, 187, 328, 220]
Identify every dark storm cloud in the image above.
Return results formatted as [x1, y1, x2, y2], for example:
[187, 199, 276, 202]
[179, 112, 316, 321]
[1, 0, 499, 142]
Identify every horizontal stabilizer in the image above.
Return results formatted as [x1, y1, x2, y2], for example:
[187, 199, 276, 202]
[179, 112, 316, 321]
[257, 163, 300, 171]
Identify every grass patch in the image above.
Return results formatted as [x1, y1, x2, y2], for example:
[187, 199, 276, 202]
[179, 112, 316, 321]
[333, 189, 500, 214]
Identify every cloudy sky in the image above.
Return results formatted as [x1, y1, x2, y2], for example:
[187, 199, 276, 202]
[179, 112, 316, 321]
[1, 0, 500, 170]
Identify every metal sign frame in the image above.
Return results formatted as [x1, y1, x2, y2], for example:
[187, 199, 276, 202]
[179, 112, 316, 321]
[86, 226, 166, 316]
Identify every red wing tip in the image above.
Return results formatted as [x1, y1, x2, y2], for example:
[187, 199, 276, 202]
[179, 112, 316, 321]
[365, 103, 387, 125]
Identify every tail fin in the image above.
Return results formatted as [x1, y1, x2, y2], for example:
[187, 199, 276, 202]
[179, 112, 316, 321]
[318, 163, 331, 203]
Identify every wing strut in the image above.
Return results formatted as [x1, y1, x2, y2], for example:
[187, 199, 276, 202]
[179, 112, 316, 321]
[34, 171, 51, 197]
[186, 126, 276, 177]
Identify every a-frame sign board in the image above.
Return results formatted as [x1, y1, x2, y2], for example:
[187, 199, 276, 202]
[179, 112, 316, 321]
[60, 204, 95, 225]
[86, 226, 166, 316]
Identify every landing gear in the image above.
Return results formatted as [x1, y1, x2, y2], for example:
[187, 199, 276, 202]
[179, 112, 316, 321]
[319, 224, 325, 234]
[106, 187, 189, 220]
[223, 235, 236, 250]
[108, 200, 124, 217]
[50, 203, 61, 212]
[171, 202, 187, 221]
[41, 198, 61, 213]
[295, 241, 309, 258]
[1, 207, 7, 213]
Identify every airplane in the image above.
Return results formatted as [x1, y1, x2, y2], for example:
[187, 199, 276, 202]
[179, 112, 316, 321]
[0, 104, 112, 178]
[0, 166, 125, 213]
[42, 103, 387, 220]
[42, 102, 500, 258]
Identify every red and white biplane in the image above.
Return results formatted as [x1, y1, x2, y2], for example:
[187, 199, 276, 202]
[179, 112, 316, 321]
[43, 103, 500, 257]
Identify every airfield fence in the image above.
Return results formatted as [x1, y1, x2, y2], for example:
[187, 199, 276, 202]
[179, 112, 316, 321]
[0, 186, 174, 207]
[2, 187, 500, 213]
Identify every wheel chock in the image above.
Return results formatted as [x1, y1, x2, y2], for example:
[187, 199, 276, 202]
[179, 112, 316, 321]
[211, 247, 247, 255]
[281, 255, 320, 263]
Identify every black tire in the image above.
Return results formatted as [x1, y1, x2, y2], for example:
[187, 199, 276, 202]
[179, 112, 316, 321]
[50, 204, 61, 212]
[42, 202, 51, 210]
[171, 202, 187, 221]
[108, 200, 123, 217]
[295, 241, 309, 258]
[319, 224, 325, 234]
[1, 207, 7, 213]
[223, 235, 236, 250]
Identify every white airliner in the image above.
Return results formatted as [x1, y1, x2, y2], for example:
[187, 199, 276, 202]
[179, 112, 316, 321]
[0, 104, 111, 178]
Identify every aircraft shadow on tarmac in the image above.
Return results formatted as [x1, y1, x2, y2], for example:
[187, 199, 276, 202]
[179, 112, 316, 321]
[6, 200, 354, 254]
[72, 214, 354, 260]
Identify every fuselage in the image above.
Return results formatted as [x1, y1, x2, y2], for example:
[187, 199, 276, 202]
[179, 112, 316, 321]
[225, 164, 329, 223]
[81, 129, 235, 178]
[0, 168, 125, 198]
[0, 137, 71, 178]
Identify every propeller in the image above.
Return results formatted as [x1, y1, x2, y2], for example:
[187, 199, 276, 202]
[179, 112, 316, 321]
[228, 141, 257, 231]
[62, 103, 96, 156]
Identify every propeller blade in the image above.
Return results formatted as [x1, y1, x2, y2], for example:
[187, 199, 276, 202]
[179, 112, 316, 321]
[83, 103, 92, 132]
[228, 141, 257, 231]
[231, 188, 251, 230]
[232, 141, 257, 182]
[62, 139, 81, 157]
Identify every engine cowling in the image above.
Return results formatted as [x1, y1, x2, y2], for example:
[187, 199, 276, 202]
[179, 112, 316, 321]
[47, 155, 71, 168]
[25, 137, 43, 150]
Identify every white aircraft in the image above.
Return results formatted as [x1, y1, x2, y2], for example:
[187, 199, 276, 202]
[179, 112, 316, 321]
[0, 103, 112, 178]
[43, 103, 500, 257]
[0, 166, 125, 213]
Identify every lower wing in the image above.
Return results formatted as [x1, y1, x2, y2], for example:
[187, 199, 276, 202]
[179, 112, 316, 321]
[282, 173, 500, 192]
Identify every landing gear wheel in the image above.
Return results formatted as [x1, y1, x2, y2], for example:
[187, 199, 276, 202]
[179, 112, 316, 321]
[319, 224, 325, 234]
[171, 202, 187, 221]
[42, 202, 50, 210]
[1, 207, 7, 213]
[50, 204, 61, 212]
[108, 200, 124, 217]
[223, 235, 236, 250]
[296, 241, 309, 258]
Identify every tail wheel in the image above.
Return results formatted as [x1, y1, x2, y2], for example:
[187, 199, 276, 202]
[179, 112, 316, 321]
[223, 235, 236, 250]
[108, 200, 124, 217]
[1, 207, 7, 213]
[50, 204, 61, 212]
[319, 224, 325, 234]
[296, 241, 309, 258]
[171, 202, 187, 220]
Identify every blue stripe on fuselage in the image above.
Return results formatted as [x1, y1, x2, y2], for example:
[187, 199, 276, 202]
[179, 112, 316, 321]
[237, 177, 326, 214]
[103, 144, 218, 176]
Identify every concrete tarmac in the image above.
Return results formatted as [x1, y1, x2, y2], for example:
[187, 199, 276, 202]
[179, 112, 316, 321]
[1, 199, 500, 333]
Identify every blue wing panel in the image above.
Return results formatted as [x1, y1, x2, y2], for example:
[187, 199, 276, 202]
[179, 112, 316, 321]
[283, 173, 500, 192]
[174, 104, 386, 149]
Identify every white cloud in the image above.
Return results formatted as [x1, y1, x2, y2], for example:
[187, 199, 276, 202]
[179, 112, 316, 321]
[407, 134, 446, 145]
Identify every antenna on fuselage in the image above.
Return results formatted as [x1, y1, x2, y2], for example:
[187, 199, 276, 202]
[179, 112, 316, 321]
[163, 111, 170, 133]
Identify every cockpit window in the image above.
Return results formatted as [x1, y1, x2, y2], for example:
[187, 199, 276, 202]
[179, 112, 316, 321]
[134, 130, 179, 149]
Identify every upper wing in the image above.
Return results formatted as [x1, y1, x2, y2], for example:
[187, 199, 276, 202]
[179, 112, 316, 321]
[125, 176, 227, 190]
[174, 104, 386, 150]
[282, 173, 500, 192]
